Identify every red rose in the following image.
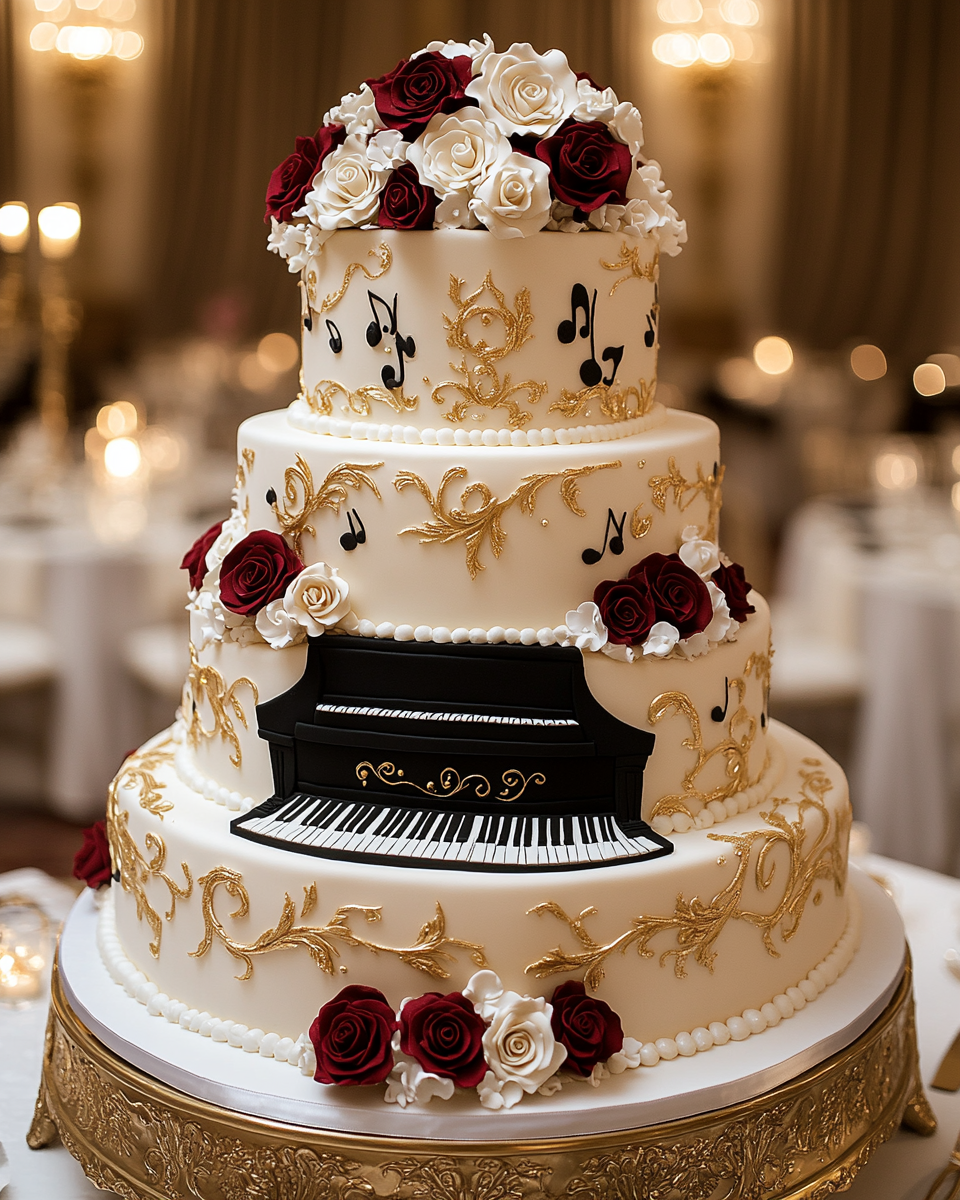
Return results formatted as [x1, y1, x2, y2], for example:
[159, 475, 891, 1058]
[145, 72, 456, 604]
[309, 985, 396, 1086]
[180, 520, 224, 591]
[219, 530, 303, 616]
[550, 981, 623, 1077]
[73, 820, 111, 889]
[264, 125, 346, 224]
[629, 552, 713, 638]
[378, 162, 438, 230]
[535, 118, 631, 215]
[593, 577, 655, 646]
[367, 53, 474, 140]
[399, 991, 487, 1087]
[712, 562, 756, 623]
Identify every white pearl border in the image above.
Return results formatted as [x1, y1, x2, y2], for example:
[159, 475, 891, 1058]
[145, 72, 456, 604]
[97, 880, 859, 1101]
[169, 719, 258, 815]
[287, 400, 668, 447]
[650, 733, 787, 838]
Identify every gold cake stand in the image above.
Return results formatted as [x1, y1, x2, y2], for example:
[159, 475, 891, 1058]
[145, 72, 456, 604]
[29, 955, 935, 1200]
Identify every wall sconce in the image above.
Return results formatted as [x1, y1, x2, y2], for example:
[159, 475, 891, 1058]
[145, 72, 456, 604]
[0, 203, 30, 254]
[38, 203, 81, 259]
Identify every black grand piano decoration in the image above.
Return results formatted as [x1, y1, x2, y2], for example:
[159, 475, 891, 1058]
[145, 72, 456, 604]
[231, 637, 672, 873]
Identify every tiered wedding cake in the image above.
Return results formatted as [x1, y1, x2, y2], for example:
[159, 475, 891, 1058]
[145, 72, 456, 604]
[99, 37, 858, 1117]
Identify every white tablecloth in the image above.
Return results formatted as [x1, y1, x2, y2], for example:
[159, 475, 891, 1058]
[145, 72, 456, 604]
[2, 857, 960, 1197]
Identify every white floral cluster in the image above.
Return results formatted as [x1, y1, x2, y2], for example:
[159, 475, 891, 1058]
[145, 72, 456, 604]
[268, 37, 684, 269]
[384, 970, 641, 1111]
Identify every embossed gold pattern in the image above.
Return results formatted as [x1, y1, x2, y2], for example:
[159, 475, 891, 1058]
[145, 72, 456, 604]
[601, 242, 660, 295]
[648, 457, 725, 543]
[526, 762, 848, 990]
[105, 792, 192, 958]
[113, 736, 176, 819]
[630, 502, 653, 540]
[396, 462, 620, 578]
[270, 453, 383, 558]
[547, 376, 656, 421]
[189, 866, 486, 981]
[299, 376, 418, 418]
[301, 882, 317, 919]
[307, 241, 392, 313]
[432, 272, 547, 428]
[357, 760, 546, 802]
[31, 954, 934, 1200]
[183, 644, 258, 770]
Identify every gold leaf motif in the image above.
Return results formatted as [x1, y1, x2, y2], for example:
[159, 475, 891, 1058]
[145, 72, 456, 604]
[432, 272, 547, 428]
[357, 761, 546, 802]
[106, 786, 193, 958]
[547, 375, 657, 422]
[307, 242, 392, 314]
[396, 462, 620, 579]
[113, 735, 176, 818]
[302, 882, 317, 919]
[648, 456, 724, 543]
[183, 644, 258, 770]
[601, 242, 660, 295]
[630, 503, 653, 540]
[270, 453, 383, 558]
[190, 866, 486, 982]
[525, 761, 849, 989]
[299, 377, 418, 418]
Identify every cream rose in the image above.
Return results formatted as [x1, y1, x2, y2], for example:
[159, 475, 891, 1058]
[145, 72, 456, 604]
[300, 133, 389, 232]
[255, 598, 306, 650]
[702, 580, 736, 644]
[189, 591, 226, 650]
[678, 527, 721, 579]
[282, 562, 352, 636]
[624, 161, 687, 255]
[465, 43, 578, 137]
[479, 991, 566, 1109]
[414, 33, 493, 69]
[406, 108, 508, 199]
[323, 84, 383, 138]
[266, 219, 322, 274]
[572, 80, 644, 156]
[204, 510, 246, 575]
[469, 151, 551, 239]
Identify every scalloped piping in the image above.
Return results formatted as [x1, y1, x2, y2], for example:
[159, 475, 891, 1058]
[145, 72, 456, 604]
[97, 882, 859, 1101]
[649, 732, 786, 838]
[286, 400, 668, 447]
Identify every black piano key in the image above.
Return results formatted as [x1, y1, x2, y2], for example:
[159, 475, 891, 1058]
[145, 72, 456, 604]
[498, 817, 514, 847]
[512, 818, 525, 847]
[579, 814, 596, 843]
[456, 812, 474, 842]
[333, 803, 363, 831]
[523, 819, 534, 848]
[477, 814, 492, 843]
[384, 808, 417, 837]
[344, 804, 374, 831]
[562, 815, 573, 844]
[549, 815, 561, 845]
[308, 799, 341, 827]
[538, 815, 549, 846]
[441, 813, 462, 842]
[354, 805, 384, 833]
[409, 809, 438, 840]
[279, 795, 314, 823]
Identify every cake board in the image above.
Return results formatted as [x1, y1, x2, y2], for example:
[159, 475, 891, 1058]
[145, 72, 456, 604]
[28, 872, 936, 1199]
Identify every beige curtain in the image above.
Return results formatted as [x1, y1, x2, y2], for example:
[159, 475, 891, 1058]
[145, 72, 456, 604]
[0, 0, 16, 201]
[775, 0, 960, 363]
[145, 0, 618, 339]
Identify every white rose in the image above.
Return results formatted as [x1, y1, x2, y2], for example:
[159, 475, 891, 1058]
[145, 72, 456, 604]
[205, 510, 247, 574]
[299, 133, 388, 231]
[414, 33, 494, 70]
[407, 108, 508, 198]
[480, 991, 566, 1107]
[256, 598, 306, 650]
[384, 1053, 455, 1108]
[266, 219, 322, 274]
[435, 192, 482, 229]
[283, 562, 352, 636]
[189, 590, 225, 650]
[465, 43, 578, 137]
[323, 84, 383, 138]
[366, 128, 407, 170]
[564, 601, 608, 652]
[678, 531, 721, 579]
[462, 969, 505, 1019]
[624, 161, 687, 255]
[600, 641, 635, 664]
[585, 204, 621, 233]
[642, 621, 680, 658]
[702, 580, 736, 643]
[469, 151, 552, 239]
[572, 80, 644, 156]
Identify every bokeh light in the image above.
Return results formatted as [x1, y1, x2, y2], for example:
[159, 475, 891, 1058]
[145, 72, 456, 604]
[719, 0, 761, 25]
[926, 353, 960, 387]
[103, 436, 142, 478]
[849, 344, 887, 381]
[913, 362, 946, 396]
[698, 33, 733, 64]
[653, 31, 700, 66]
[875, 452, 918, 491]
[0, 202, 29, 253]
[28, 21, 58, 50]
[753, 336, 794, 375]
[55, 25, 113, 59]
[656, 0, 703, 22]
[256, 331, 298, 374]
[96, 400, 139, 440]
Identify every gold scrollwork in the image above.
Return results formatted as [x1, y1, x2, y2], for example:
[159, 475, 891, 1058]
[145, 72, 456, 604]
[396, 462, 620, 579]
[270, 453, 383, 558]
[630, 503, 653, 540]
[234, 446, 256, 495]
[356, 761, 546, 802]
[648, 456, 725, 543]
[306, 242, 392, 314]
[190, 867, 486, 982]
[432, 272, 547, 429]
[547, 374, 657, 422]
[113, 735, 176, 819]
[183, 644, 258, 770]
[299, 377, 418, 418]
[106, 789, 193, 958]
[526, 761, 849, 990]
[601, 242, 660, 295]
[301, 882, 317, 919]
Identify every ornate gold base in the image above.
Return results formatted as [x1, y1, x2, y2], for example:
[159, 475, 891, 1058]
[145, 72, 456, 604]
[30, 954, 935, 1200]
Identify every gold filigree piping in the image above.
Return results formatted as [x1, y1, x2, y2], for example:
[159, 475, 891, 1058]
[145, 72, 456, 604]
[601, 242, 660, 295]
[630, 503, 652, 539]
[648, 457, 724, 543]
[525, 762, 849, 990]
[299, 377, 418, 418]
[183, 644, 258, 770]
[301, 883, 317, 919]
[396, 462, 620, 579]
[270, 454, 383, 559]
[113, 735, 176, 818]
[306, 242, 392, 314]
[189, 867, 486, 982]
[547, 376, 656, 421]
[356, 761, 546, 802]
[432, 272, 546, 429]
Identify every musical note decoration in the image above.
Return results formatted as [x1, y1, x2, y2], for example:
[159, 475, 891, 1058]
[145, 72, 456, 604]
[325, 319, 342, 354]
[558, 283, 624, 388]
[644, 287, 659, 349]
[298, 278, 312, 332]
[269, 455, 383, 558]
[711, 678, 730, 723]
[339, 509, 366, 551]
[366, 291, 416, 391]
[582, 509, 626, 565]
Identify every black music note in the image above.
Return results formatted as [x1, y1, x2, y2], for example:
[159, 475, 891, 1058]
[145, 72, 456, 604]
[300, 280, 312, 332]
[582, 509, 626, 565]
[325, 319, 342, 354]
[365, 292, 393, 347]
[381, 332, 415, 391]
[558, 284, 624, 388]
[365, 291, 416, 391]
[339, 509, 366, 551]
[265, 488, 277, 506]
[711, 678, 730, 723]
[644, 283, 659, 348]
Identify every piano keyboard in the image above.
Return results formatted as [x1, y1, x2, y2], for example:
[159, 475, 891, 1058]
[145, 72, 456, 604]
[231, 792, 672, 872]
[316, 704, 578, 728]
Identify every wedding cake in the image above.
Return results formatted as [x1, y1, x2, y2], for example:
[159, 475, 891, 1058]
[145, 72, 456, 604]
[96, 37, 858, 1118]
